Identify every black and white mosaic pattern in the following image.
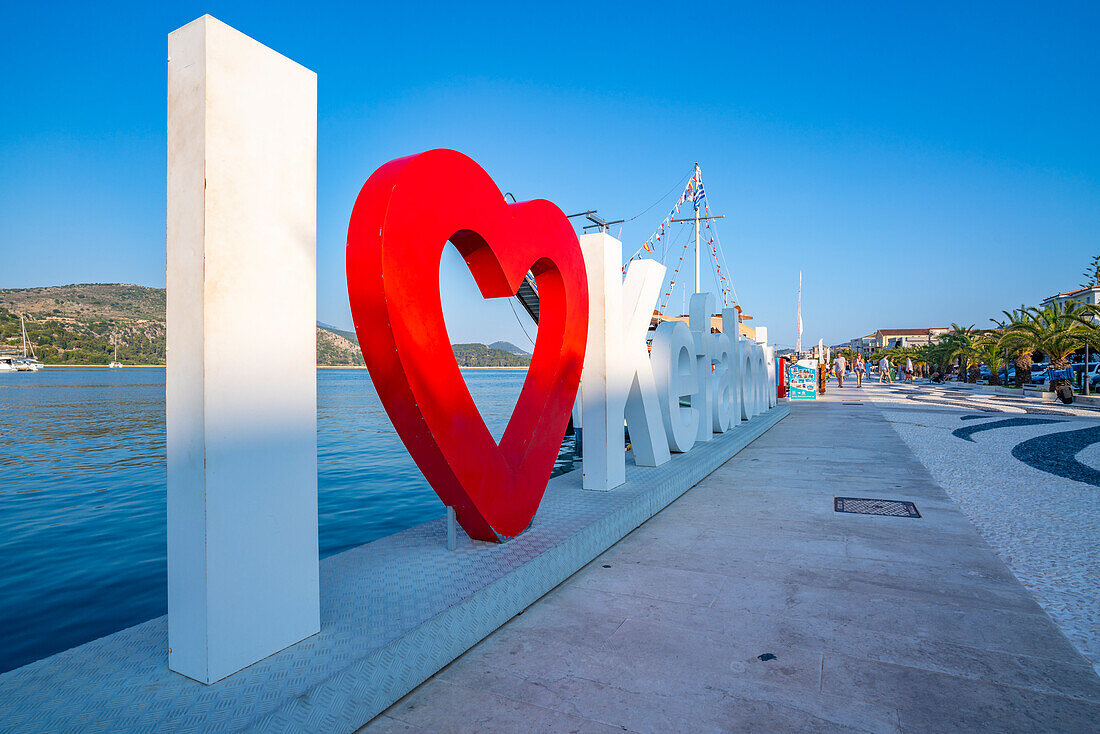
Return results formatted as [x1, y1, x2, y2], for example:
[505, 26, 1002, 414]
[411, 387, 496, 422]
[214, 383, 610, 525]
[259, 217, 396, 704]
[857, 382, 1100, 675]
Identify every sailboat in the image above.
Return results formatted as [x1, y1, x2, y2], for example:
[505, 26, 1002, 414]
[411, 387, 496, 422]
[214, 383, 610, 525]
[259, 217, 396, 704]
[15, 314, 43, 371]
[108, 333, 123, 369]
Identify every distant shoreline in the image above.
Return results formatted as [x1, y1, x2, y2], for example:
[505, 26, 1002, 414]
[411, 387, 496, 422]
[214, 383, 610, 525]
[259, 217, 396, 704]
[32, 364, 530, 370]
[33, 364, 165, 369]
[317, 365, 529, 370]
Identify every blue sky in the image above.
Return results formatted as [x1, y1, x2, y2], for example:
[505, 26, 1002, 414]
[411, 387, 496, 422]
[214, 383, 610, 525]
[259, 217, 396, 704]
[2, 2, 1097, 348]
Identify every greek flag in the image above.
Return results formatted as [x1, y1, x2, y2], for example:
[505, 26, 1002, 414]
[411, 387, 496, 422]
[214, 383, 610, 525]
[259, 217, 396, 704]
[693, 182, 706, 207]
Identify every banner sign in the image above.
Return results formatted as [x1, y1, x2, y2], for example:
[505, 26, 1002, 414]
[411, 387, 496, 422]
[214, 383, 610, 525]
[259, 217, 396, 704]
[789, 359, 818, 400]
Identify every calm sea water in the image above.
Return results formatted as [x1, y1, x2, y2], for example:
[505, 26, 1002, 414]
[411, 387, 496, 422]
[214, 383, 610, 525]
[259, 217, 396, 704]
[0, 367, 574, 674]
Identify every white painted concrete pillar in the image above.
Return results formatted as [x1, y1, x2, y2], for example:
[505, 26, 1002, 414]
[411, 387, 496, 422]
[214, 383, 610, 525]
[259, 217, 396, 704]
[166, 15, 319, 684]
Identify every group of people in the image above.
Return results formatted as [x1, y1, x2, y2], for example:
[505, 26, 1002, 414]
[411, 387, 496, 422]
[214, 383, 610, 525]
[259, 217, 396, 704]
[829, 353, 914, 387]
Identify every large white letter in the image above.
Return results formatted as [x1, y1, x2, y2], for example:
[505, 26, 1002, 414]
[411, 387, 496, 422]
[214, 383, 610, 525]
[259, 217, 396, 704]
[652, 321, 699, 452]
[755, 327, 774, 410]
[722, 309, 743, 425]
[622, 261, 672, 468]
[711, 331, 734, 432]
[579, 234, 670, 491]
[688, 293, 716, 443]
[167, 16, 319, 684]
[578, 233, 626, 490]
[764, 344, 777, 408]
[739, 337, 757, 419]
[749, 341, 767, 416]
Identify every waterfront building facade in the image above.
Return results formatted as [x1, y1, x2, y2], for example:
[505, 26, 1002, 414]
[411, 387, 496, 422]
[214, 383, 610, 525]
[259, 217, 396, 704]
[1042, 286, 1100, 322]
[844, 327, 948, 354]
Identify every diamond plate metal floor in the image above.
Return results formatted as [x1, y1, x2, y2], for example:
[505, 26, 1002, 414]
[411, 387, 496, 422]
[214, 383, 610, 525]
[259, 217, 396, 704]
[0, 404, 789, 733]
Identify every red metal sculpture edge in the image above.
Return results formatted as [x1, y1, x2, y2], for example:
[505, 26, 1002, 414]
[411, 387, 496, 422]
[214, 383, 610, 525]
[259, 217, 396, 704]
[346, 149, 589, 541]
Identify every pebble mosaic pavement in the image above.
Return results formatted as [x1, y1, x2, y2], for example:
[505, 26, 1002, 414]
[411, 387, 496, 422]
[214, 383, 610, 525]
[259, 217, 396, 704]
[856, 381, 1100, 676]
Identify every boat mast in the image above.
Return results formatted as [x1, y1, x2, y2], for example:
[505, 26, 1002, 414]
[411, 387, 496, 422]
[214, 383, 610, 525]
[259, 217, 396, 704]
[693, 162, 701, 294]
[20, 314, 27, 357]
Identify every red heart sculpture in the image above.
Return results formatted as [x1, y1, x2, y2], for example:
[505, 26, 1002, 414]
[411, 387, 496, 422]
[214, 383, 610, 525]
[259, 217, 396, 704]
[346, 149, 589, 541]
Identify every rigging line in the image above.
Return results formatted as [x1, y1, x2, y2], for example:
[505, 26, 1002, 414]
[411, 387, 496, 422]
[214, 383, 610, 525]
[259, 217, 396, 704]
[709, 208, 737, 305]
[622, 164, 700, 265]
[623, 169, 692, 223]
[658, 212, 690, 267]
[507, 296, 537, 350]
[710, 221, 740, 307]
[658, 229, 694, 315]
[702, 203, 733, 307]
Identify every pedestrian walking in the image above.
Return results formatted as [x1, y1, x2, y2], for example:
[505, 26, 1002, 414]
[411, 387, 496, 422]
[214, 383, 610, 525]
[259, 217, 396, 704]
[854, 355, 864, 387]
[833, 352, 847, 388]
[905, 356, 914, 384]
[879, 355, 890, 383]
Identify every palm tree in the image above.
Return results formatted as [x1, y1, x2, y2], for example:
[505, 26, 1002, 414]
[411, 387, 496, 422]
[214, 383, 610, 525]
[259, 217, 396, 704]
[895, 346, 920, 377]
[921, 340, 953, 378]
[995, 307, 1035, 388]
[975, 337, 1005, 386]
[1001, 301, 1094, 390]
[1071, 303, 1100, 383]
[911, 344, 934, 377]
[942, 324, 981, 382]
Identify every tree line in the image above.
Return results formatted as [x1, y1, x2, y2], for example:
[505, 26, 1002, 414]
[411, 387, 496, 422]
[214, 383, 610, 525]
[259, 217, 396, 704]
[838, 301, 1099, 390]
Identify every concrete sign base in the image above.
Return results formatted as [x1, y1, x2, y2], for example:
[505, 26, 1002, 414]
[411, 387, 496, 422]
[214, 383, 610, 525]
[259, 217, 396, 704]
[0, 406, 788, 732]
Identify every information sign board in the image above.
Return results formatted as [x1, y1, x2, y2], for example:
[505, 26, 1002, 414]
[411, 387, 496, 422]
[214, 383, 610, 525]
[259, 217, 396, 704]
[789, 359, 818, 400]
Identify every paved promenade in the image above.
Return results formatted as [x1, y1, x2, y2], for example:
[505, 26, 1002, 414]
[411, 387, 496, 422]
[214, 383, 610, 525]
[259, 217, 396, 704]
[363, 387, 1100, 732]
[862, 381, 1100, 675]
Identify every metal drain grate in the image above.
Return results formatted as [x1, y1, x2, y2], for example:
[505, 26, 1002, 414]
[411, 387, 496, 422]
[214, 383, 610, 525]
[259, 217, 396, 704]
[842, 402, 863, 405]
[834, 497, 920, 518]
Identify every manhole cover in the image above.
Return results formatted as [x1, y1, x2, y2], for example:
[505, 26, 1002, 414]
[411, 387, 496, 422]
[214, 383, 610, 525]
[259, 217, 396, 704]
[834, 497, 920, 518]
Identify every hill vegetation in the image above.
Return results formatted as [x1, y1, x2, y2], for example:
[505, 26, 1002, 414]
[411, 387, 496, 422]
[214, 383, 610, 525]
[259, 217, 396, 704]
[452, 343, 531, 367]
[1, 285, 530, 368]
[0, 285, 166, 364]
[488, 340, 531, 356]
[317, 326, 364, 366]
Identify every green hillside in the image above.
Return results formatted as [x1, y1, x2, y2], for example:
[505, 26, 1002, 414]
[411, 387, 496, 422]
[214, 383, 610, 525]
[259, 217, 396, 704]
[0, 284, 364, 366]
[452, 343, 532, 367]
[488, 340, 531, 356]
[1, 284, 526, 368]
[0, 285, 166, 364]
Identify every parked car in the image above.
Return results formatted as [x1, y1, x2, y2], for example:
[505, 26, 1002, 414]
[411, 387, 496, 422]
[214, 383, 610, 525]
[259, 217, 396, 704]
[1069, 362, 1100, 389]
[982, 365, 1016, 383]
